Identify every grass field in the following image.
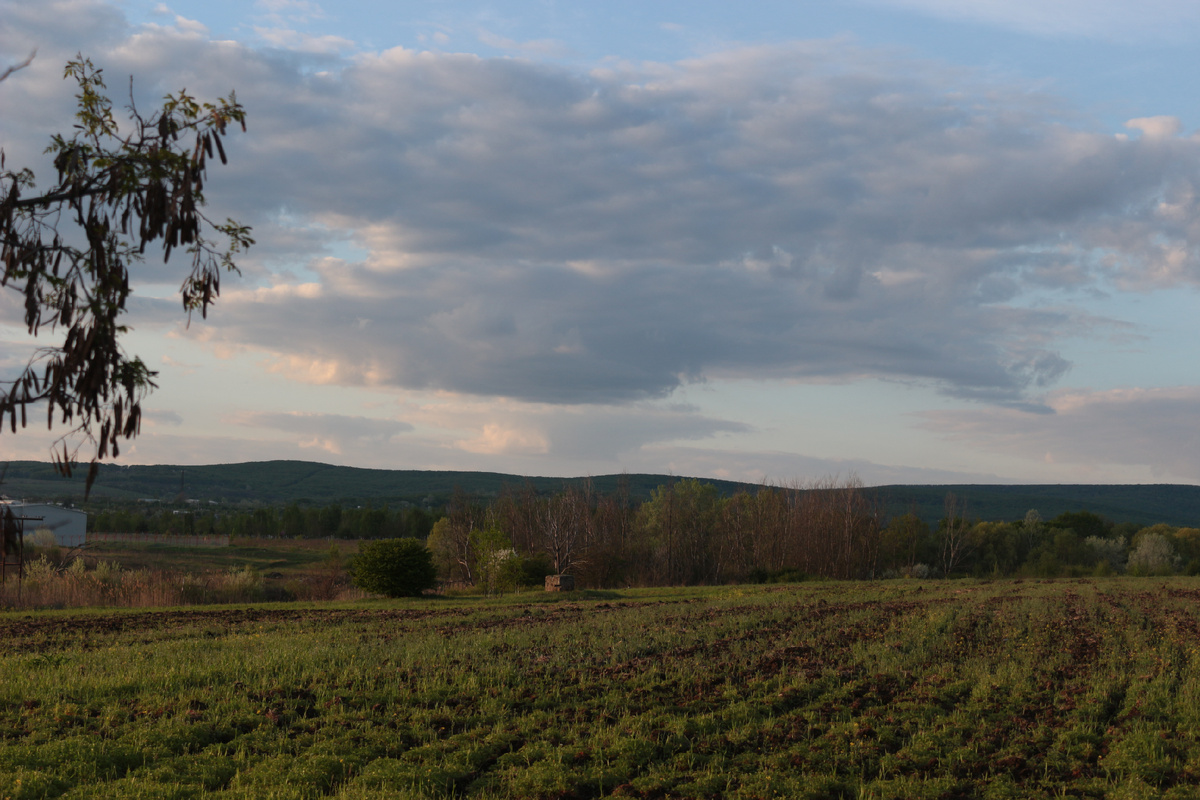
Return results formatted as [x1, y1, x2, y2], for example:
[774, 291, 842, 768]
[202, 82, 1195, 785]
[80, 538, 360, 577]
[3, 539, 363, 608]
[2, 579, 1200, 798]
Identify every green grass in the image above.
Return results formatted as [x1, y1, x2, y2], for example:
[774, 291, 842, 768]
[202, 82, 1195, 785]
[83, 539, 355, 578]
[3, 580, 1200, 797]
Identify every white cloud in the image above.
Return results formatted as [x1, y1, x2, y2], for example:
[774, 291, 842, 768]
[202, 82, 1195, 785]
[251, 27, 354, 55]
[456, 423, 549, 455]
[226, 411, 413, 456]
[1125, 116, 1184, 139]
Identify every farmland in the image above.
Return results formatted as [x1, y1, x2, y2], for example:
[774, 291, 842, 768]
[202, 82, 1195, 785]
[2, 579, 1200, 798]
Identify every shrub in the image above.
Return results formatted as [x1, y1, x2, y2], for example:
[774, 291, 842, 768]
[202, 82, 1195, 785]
[512, 552, 554, 588]
[351, 538, 437, 598]
[470, 525, 514, 596]
[1127, 533, 1179, 576]
[1085, 535, 1126, 573]
[27, 528, 63, 565]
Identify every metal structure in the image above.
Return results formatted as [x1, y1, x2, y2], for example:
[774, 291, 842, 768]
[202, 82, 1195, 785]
[0, 505, 41, 584]
[8, 504, 86, 546]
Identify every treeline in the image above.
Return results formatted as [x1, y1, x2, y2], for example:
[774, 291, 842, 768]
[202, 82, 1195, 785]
[899, 509, 1200, 579]
[86, 478, 1200, 588]
[89, 503, 436, 540]
[427, 477, 882, 589]
[425, 480, 1200, 590]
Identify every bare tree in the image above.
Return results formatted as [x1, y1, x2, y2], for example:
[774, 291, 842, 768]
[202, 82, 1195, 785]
[939, 492, 972, 577]
[538, 482, 594, 576]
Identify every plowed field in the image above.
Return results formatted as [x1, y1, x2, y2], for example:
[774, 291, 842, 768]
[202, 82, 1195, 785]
[2, 579, 1199, 798]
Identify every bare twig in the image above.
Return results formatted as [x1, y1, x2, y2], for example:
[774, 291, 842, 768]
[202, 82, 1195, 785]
[0, 50, 36, 83]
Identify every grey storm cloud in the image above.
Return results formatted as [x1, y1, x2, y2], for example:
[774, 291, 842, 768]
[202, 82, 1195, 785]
[207, 257, 1084, 406]
[6, 2, 1200, 408]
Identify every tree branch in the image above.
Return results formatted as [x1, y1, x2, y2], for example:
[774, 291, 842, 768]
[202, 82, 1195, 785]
[0, 50, 35, 84]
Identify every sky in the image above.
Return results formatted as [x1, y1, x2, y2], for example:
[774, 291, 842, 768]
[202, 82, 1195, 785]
[2, 0, 1200, 485]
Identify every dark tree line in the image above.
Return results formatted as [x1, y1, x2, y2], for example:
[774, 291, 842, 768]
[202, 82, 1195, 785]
[89, 502, 435, 540]
[424, 476, 883, 589]
[84, 479, 1200, 588]
[425, 481, 1200, 588]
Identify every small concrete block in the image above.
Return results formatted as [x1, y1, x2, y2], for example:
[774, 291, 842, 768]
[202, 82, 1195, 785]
[544, 574, 575, 592]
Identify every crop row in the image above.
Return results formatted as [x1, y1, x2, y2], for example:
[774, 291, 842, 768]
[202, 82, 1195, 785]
[1, 580, 1199, 798]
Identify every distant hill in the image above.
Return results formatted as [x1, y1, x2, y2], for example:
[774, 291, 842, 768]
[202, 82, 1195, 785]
[0, 460, 753, 506]
[3, 460, 1198, 527]
[870, 484, 1200, 528]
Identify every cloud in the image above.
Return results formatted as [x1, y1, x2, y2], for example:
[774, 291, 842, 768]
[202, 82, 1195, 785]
[143, 409, 184, 426]
[1, 392, 1014, 485]
[917, 386, 1200, 482]
[227, 411, 413, 455]
[859, 0, 1200, 42]
[119, 37, 1191, 409]
[421, 401, 751, 461]
[6, 2, 1200, 421]
[251, 0, 354, 53]
[0, 337, 39, 379]
[617, 444, 1020, 486]
[252, 27, 355, 55]
[256, 0, 325, 20]
[476, 29, 570, 58]
[1125, 116, 1184, 140]
[0, 394, 758, 477]
[456, 423, 549, 456]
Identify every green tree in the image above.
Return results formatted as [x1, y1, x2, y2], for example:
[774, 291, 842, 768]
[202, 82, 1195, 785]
[359, 506, 389, 538]
[1047, 511, 1109, 540]
[1085, 535, 1126, 574]
[404, 507, 435, 539]
[1127, 533, 1178, 576]
[0, 55, 251, 492]
[1172, 527, 1200, 574]
[350, 538, 437, 598]
[469, 523, 515, 595]
[638, 479, 722, 585]
[880, 512, 927, 575]
[426, 516, 472, 583]
[281, 503, 306, 538]
[317, 504, 343, 537]
[252, 507, 279, 538]
[969, 521, 1022, 577]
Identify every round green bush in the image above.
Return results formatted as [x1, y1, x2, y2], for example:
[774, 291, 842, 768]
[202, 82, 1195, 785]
[351, 538, 438, 598]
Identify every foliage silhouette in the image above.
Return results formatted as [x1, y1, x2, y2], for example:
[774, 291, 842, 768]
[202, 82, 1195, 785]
[0, 55, 251, 493]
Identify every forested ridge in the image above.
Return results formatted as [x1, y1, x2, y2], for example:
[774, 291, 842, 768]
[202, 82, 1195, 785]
[5, 460, 1200, 526]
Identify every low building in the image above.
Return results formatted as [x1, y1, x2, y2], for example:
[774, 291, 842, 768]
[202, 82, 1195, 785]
[0, 502, 87, 547]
